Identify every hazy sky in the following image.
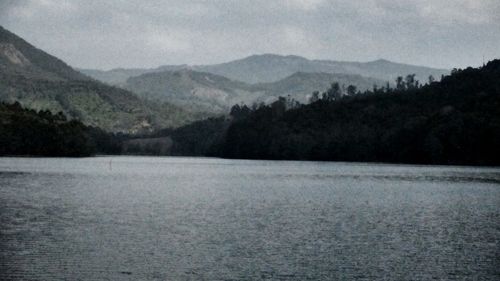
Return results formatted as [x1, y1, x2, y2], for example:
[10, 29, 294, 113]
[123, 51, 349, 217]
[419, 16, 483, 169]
[1, 0, 499, 70]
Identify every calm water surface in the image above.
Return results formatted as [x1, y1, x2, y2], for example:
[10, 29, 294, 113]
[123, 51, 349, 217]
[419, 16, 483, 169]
[0, 157, 499, 280]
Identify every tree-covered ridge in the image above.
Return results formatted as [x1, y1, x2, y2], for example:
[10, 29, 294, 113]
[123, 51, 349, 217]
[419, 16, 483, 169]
[121, 117, 229, 156]
[0, 102, 114, 157]
[219, 60, 500, 165]
[3, 42, 497, 165]
[0, 72, 198, 133]
[124, 69, 257, 114]
[0, 26, 202, 132]
[254, 71, 385, 102]
[123, 69, 387, 115]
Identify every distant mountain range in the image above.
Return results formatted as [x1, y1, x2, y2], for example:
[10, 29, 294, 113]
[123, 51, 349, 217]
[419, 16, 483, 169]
[124, 69, 258, 113]
[124, 69, 386, 112]
[0, 25, 451, 132]
[81, 54, 448, 114]
[195, 54, 449, 84]
[0, 26, 198, 133]
[253, 71, 385, 101]
[81, 54, 449, 85]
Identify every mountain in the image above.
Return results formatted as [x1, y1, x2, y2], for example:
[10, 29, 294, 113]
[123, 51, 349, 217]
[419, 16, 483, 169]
[124, 69, 262, 113]
[0, 26, 196, 133]
[79, 65, 188, 86]
[217, 60, 500, 165]
[255, 72, 385, 102]
[82, 54, 449, 85]
[198, 54, 449, 84]
[123, 69, 387, 113]
[0, 27, 88, 81]
[82, 60, 500, 165]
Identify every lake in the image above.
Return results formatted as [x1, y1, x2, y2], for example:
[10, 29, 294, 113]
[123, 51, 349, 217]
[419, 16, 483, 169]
[0, 156, 499, 280]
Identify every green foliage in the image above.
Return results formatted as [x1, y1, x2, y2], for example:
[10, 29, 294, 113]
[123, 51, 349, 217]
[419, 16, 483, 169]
[217, 60, 500, 165]
[0, 73, 198, 133]
[0, 102, 92, 156]
[118, 116, 229, 156]
[322, 82, 342, 101]
[124, 69, 254, 114]
[0, 102, 127, 156]
[169, 117, 230, 156]
[0, 25, 199, 133]
[123, 69, 388, 114]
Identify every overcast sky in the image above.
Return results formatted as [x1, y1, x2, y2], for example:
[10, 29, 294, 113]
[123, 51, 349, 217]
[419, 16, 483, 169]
[1, 0, 499, 70]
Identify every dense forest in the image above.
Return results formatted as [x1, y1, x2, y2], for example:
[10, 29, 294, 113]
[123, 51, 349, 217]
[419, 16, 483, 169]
[0, 102, 121, 156]
[217, 60, 500, 165]
[121, 117, 229, 156]
[117, 60, 499, 166]
[0, 26, 200, 133]
[2, 60, 499, 165]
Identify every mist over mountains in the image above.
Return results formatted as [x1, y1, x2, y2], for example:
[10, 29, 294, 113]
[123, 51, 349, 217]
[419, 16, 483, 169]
[194, 54, 449, 84]
[81, 54, 448, 114]
[124, 69, 386, 113]
[81, 54, 448, 85]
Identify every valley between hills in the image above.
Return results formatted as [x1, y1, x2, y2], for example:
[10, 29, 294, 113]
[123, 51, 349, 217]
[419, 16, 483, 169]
[2, 25, 499, 166]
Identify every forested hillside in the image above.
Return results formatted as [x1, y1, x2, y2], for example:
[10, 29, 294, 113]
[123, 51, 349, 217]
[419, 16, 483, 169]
[19, 60, 497, 164]
[124, 69, 386, 114]
[254, 72, 385, 103]
[219, 60, 500, 165]
[0, 102, 120, 156]
[124, 69, 258, 113]
[0, 26, 198, 133]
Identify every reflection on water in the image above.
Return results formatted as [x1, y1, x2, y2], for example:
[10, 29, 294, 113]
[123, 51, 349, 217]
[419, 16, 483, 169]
[0, 157, 499, 280]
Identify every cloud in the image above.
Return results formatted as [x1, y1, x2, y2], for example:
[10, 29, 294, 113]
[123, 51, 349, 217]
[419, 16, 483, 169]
[285, 0, 326, 11]
[0, 0, 498, 69]
[144, 28, 193, 53]
[414, 0, 500, 25]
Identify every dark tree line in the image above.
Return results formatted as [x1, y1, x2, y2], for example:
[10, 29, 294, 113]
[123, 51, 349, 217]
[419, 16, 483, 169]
[105, 60, 500, 165]
[0, 102, 121, 156]
[3, 60, 499, 165]
[216, 60, 500, 165]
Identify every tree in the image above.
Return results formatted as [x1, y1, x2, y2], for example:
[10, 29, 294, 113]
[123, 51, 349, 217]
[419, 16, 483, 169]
[428, 75, 435, 84]
[405, 74, 417, 89]
[230, 104, 241, 116]
[230, 104, 251, 120]
[346, 85, 357, 96]
[396, 76, 405, 90]
[218, 60, 500, 165]
[323, 82, 342, 101]
[285, 95, 300, 110]
[270, 97, 287, 118]
[309, 91, 320, 103]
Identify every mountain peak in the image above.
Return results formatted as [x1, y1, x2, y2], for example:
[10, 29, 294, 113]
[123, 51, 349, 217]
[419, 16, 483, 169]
[371, 59, 392, 64]
[242, 53, 307, 61]
[0, 25, 88, 81]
